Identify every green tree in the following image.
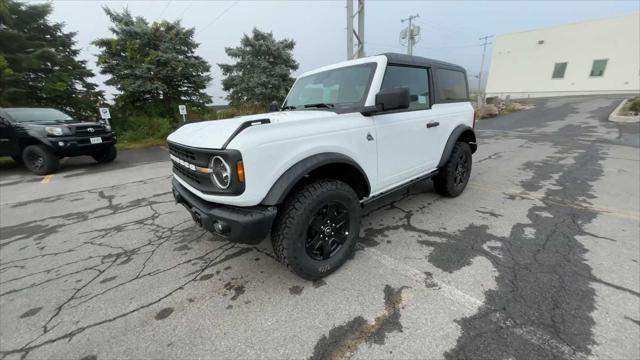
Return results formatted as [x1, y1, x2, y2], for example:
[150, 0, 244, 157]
[93, 8, 212, 119]
[219, 28, 298, 107]
[0, 0, 104, 117]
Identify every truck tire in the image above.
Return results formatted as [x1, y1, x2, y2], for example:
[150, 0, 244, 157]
[22, 144, 59, 175]
[271, 179, 361, 280]
[433, 142, 472, 197]
[92, 145, 117, 163]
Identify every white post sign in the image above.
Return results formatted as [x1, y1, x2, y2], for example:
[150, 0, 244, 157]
[178, 105, 187, 122]
[99, 107, 111, 126]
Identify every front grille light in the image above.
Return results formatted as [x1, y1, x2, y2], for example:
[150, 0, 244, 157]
[170, 154, 210, 173]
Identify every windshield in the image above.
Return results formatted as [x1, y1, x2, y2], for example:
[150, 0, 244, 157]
[284, 63, 377, 110]
[4, 108, 74, 123]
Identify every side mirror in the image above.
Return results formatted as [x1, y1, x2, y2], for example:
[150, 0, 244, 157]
[361, 86, 410, 116]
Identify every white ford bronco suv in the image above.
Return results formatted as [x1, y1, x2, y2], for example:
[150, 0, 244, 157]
[168, 53, 477, 279]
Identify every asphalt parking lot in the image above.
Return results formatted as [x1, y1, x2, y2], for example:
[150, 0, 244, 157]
[1, 96, 639, 360]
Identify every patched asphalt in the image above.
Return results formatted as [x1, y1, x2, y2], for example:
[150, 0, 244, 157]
[1, 96, 639, 359]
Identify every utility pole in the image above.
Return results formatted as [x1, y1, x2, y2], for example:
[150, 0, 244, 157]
[346, 0, 365, 59]
[477, 35, 493, 106]
[401, 14, 419, 55]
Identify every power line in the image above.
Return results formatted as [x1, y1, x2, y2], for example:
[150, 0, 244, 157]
[198, 1, 238, 33]
[156, 1, 171, 22]
[177, 1, 195, 20]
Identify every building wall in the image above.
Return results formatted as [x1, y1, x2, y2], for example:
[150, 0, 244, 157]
[485, 13, 640, 99]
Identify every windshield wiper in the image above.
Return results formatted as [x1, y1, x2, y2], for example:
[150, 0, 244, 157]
[304, 103, 335, 109]
[282, 105, 296, 110]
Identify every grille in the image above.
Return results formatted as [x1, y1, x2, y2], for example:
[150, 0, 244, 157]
[74, 125, 108, 136]
[173, 164, 201, 184]
[168, 143, 196, 161]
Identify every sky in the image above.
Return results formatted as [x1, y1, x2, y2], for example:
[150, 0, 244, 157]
[35, 0, 640, 105]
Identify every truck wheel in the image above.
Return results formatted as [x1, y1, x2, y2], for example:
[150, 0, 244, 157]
[92, 145, 117, 163]
[272, 179, 361, 280]
[22, 145, 59, 175]
[433, 142, 472, 197]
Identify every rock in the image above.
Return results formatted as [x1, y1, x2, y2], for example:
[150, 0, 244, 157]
[479, 104, 499, 118]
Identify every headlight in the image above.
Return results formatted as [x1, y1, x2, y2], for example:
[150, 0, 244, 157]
[209, 156, 231, 189]
[45, 126, 66, 136]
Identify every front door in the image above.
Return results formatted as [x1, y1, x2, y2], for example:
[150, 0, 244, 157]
[373, 65, 440, 190]
[0, 114, 18, 157]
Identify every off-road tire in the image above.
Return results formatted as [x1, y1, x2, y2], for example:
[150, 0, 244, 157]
[92, 145, 117, 163]
[22, 144, 59, 175]
[271, 179, 361, 280]
[433, 142, 472, 197]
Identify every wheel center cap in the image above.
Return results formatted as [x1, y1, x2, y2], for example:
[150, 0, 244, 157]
[323, 226, 332, 236]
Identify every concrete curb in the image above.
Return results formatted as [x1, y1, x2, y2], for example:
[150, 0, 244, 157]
[609, 98, 640, 123]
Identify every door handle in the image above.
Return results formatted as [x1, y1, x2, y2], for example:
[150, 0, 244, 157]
[426, 122, 440, 128]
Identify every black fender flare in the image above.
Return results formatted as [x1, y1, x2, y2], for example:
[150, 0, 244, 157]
[437, 125, 477, 168]
[261, 152, 371, 206]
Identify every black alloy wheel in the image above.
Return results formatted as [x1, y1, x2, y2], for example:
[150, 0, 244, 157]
[305, 201, 351, 261]
[454, 151, 470, 187]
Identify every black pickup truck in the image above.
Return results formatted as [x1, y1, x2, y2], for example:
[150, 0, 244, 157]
[0, 107, 117, 175]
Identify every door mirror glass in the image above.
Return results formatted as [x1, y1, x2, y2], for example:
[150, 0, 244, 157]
[375, 86, 410, 112]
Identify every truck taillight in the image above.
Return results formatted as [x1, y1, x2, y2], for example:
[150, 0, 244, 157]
[473, 109, 480, 128]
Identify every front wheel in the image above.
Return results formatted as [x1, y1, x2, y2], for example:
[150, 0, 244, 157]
[271, 179, 361, 280]
[433, 142, 472, 197]
[22, 145, 59, 175]
[92, 145, 117, 163]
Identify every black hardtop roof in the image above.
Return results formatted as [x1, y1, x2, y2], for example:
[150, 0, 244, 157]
[381, 53, 466, 73]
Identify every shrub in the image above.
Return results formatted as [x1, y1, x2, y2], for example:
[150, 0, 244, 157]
[629, 97, 640, 115]
[114, 116, 174, 147]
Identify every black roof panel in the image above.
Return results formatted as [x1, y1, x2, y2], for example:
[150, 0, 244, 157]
[381, 53, 466, 73]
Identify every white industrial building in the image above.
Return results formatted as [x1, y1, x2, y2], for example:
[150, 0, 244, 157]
[485, 13, 640, 99]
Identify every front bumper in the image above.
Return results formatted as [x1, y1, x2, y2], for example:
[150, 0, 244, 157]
[172, 178, 277, 244]
[45, 134, 117, 156]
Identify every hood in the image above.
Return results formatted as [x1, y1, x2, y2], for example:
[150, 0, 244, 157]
[167, 110, 338, 149]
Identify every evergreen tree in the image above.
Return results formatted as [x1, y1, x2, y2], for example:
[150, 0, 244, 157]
[0, 0, 103, 117]
[219, 28, 298, 107]
[93, 8, 212, 119]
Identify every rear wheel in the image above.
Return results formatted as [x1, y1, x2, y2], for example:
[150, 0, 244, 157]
[272, 179, 360, 280]
[92, 144, 117, 163]
[433, 142, 472, 197]
[22, 145, 59, 175]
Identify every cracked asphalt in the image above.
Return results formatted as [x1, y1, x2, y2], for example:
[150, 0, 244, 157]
[1, 96, 639, 359]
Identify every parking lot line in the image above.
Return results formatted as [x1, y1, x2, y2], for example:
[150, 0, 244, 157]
[469, 183, 640, 222]
[40, 175, 53, 184]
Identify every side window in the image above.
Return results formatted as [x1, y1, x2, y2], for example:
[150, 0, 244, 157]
[590, 59, 608, 77]
[552, 62, 568, 79]
[380, 65, 430, 110]
[435, 69, 468, 102]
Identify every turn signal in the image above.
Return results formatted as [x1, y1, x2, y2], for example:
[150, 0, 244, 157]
[236, 160, 245, 183]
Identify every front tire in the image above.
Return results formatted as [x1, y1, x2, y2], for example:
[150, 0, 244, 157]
[22, 145, 59, 175]
[272, 179, 361, 280]
[92, 144, 117, 163]
[433, 142, 472, 197]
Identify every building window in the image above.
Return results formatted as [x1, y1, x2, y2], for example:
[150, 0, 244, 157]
[552, 62, 567, 79]
[590, 59, 608, 77]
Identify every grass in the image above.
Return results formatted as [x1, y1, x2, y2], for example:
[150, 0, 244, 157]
[0, 156, 15, 165]
[116, 138, 167, 151]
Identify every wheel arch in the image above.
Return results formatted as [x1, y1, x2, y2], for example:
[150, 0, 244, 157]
[437, 125, 477, 168]
[261, 152, 371, 206]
